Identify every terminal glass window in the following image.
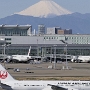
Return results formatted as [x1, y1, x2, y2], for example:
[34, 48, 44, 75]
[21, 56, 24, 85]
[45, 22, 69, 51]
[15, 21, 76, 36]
[5, 38, 11, 40]
[0, 27, 29, 36]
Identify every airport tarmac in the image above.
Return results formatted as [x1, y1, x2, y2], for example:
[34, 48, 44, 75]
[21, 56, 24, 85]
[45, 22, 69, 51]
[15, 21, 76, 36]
[1, 62, 90, 79]
[1, 62, 90, 90]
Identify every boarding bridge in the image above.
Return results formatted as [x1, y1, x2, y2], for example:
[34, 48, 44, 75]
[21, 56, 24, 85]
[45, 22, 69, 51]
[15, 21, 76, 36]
[0, 54, 7, 60]
[45, 54, 72, 62]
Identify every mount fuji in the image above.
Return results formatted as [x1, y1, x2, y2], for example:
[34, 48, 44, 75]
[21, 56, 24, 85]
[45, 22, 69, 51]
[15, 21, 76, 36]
[0, 1, 90, 34]
[16, 0, 72, 18]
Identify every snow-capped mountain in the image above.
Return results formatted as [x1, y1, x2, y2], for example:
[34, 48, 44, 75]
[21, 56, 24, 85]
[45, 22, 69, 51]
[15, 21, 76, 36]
[16, 0, 72, 18]
[1, 1, 90, 34]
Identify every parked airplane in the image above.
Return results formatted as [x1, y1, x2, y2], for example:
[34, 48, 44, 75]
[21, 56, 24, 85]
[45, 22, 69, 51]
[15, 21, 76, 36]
[0, 64, 90, 90]
[71, 56, 78, 62]
[77, 56, 90, 63]
[8, 46, 32, 63]
[71, 56, 90, 63]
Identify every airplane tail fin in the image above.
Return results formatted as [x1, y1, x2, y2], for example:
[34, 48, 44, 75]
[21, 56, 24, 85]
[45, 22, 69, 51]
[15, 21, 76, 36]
[28, 46, 31, 56]
[0, 64, 15, 83]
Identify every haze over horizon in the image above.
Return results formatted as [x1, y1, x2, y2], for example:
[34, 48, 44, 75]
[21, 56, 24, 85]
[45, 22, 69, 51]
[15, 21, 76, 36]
[0, 0, 90, 19]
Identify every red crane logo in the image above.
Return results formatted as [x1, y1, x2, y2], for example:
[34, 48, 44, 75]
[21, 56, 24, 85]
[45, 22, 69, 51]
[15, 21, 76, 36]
[0, 70, 8, 79]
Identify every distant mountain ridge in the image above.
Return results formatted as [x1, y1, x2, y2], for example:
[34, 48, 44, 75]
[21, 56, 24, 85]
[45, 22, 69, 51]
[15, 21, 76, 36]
[0, 0, 90, 34]
[16, 0, 72, 18]
[0, 12, 90, 34]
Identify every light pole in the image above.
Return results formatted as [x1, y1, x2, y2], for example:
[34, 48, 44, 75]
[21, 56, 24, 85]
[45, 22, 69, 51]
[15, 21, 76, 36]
[2, 44, 11, 68]
[37, 39, 38, 57]
[44, 38, 46, 57]
[50, 46, 52, 63]
[53, 45, 57, 69]
[60, 40, 68, 69]
[65, 44, 68, 69]
[2, 44, 6, 68]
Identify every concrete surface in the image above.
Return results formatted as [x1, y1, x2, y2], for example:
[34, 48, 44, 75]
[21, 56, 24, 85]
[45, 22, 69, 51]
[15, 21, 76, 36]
[1, 62, 90, 90]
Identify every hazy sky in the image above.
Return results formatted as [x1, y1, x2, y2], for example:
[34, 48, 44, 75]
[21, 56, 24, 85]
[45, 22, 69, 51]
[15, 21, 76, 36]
[0, 0, 90, 19]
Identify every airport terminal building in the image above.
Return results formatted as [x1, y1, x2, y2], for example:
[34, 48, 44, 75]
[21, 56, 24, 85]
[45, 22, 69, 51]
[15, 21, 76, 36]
[0, 25, 90, 57]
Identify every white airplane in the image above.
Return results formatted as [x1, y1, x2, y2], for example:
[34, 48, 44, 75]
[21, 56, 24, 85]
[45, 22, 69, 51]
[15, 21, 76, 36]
[0, 64, 90, 90]
[9, 46, 32, 63]
[77, 56, 90, 63]
[71, 56, 78, 62]
[71, 55, 90, 63]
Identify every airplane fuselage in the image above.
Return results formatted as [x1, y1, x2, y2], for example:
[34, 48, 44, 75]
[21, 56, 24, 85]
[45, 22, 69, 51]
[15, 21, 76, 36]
[77, 56, 90, 63]
[9, 46, 32, 62]
[11, 55, 31, 62]
[3, 80, 90, 90]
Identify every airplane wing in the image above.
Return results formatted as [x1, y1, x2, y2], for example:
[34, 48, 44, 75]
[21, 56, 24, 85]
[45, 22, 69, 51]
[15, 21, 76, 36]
[48, 84, 67, 90]
[0, 81, 12, 90]
[48, 84, 78, 90]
